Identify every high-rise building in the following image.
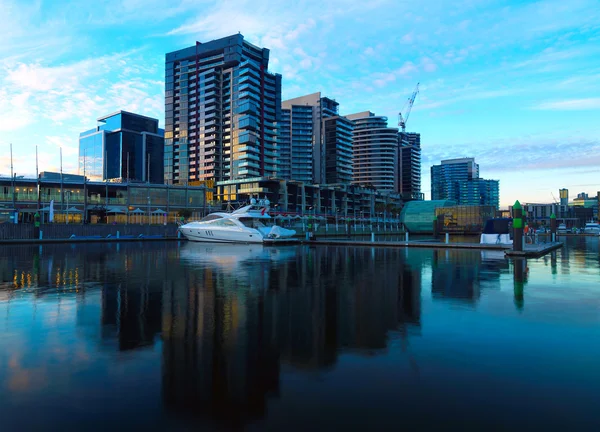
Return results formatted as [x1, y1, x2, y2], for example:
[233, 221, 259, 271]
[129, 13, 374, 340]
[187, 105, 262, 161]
[323, 115, 353, 184]
[431, 158, 479, 201]
[79, 111, 164, 183]
[399, 132, 422, 200]
[458, 178, 499, 208]
[431, 158, 499, 208]
[347, 112, 399, 193]
[279, 93, 344, 184]
[164, 34, 282, 185]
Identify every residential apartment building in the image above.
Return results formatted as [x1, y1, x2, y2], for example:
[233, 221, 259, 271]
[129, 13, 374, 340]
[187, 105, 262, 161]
[79, 111, 164, 183]
[164, 34, 282, 185]
[323, 115, 353, 184]
[399, 132, 422, 200]
[279, 93, 350, 184]
[347, 112, 399, 193]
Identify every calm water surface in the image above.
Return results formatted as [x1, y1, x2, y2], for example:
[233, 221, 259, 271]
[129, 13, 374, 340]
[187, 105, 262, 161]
[1, 238, 599, 430]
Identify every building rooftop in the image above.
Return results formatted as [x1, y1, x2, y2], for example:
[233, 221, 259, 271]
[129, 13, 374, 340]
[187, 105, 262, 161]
[97, 110, 159, 123]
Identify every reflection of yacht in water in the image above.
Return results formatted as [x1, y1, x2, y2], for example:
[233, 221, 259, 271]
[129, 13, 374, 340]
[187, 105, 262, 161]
[179, 198, 296, 243]
[583, 222, 600, 235]
[180, 242, 297, 270]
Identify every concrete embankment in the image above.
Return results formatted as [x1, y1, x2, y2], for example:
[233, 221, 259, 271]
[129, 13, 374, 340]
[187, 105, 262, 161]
[0, 223, 181, 244]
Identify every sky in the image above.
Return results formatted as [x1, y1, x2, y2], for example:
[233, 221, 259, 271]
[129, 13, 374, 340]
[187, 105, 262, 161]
[0, 0, 599, 208]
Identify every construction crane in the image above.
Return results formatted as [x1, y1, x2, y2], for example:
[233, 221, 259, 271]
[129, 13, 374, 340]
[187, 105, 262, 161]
[398, 83, 420, 132]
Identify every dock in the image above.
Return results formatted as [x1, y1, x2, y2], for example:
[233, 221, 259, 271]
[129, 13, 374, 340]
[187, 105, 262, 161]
[303, 239, 512, 250]
[301, 238, 564, 257]
[504, 242, 563, 258]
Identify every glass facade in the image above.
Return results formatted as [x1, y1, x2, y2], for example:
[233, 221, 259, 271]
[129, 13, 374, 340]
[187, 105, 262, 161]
[165, 34, 282, 185]
[435, 205, 497, 233]
[458, 179, 499, 208]
[431, 158, 479, 201]
[79, 111, 164, 183]
[400, 199, 456, 233]
[79, 130, 105, 181]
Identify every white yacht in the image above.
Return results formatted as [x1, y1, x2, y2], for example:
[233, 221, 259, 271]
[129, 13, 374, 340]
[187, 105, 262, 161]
[557, 223, 568, 234]
[178, 199, 297, 244]
[480, 218, 513, 245]
[583, 222, 600, 235]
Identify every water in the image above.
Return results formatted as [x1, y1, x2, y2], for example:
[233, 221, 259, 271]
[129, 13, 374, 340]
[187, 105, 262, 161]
[1, 238, 599, 430]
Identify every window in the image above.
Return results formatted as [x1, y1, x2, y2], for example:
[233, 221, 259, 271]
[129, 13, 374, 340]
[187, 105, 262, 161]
[200, 214, 222, 222]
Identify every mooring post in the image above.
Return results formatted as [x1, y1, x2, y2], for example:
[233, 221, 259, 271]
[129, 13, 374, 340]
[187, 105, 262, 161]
[513, 200, 523, 252]
[405, 232, 409, 242]
[550, 213, 557, 243]
[371, 232, 375, 242]
[445, 232, 449, 244]
[433, 215, 438, 238]
[117, 231, 120, 239]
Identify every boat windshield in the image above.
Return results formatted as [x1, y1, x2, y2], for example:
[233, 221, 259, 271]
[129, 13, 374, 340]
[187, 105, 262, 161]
[239, 217, 267, 228]
[200, 214, 223, 222]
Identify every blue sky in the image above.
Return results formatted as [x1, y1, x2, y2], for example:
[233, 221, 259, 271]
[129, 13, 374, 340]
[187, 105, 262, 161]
[0, 0, 599, 207]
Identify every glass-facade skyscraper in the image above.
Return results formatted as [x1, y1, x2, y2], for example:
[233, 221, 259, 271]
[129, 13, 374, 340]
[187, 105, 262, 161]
[347, 111, 399, 193]
[431, 158, 499, 208]
[79, 111, 164, 183]
[164, 34, 282, 185]
[431, 158, 479, 201]
[458, 178, 500, 208]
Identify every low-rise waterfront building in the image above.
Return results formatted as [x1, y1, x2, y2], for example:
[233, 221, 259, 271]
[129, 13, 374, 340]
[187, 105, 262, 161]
[399, 199, 456, 233]
[0, 173, 207, 224]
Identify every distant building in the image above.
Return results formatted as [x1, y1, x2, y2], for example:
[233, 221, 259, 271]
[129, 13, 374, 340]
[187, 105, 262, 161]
[431, 158, 479, 201]
[79, 111, 164, 183]
[280, 93, 351, 184]
[164, 34, 282, 185]
[347, 112, 399, 193]
[399, 132, 422, 200]
[559, 188, 568, 206]
[458, 178, 499, 208]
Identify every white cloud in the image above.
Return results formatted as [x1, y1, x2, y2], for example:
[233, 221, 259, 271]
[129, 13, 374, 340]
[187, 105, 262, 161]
[532, 98, 600, 111]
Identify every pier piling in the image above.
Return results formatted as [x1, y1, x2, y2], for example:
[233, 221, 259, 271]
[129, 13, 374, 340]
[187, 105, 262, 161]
[513, 200, 523, 252]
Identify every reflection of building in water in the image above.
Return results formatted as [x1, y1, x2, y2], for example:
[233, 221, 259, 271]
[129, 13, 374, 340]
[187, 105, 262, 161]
[161, 265, 280, 428]
[431, 249, 509, 304]
[100, 247, 167, 350]
[432, 250, 481, 303]
[161, 244, 423, 428]
[0, 241, 424, 429]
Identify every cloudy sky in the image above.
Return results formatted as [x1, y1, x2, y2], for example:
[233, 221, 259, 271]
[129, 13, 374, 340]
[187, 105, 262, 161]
[1, 0, 599, 207]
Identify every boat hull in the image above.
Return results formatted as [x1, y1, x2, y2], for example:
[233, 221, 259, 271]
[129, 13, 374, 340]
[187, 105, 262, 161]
[179, 226, 264, 243]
